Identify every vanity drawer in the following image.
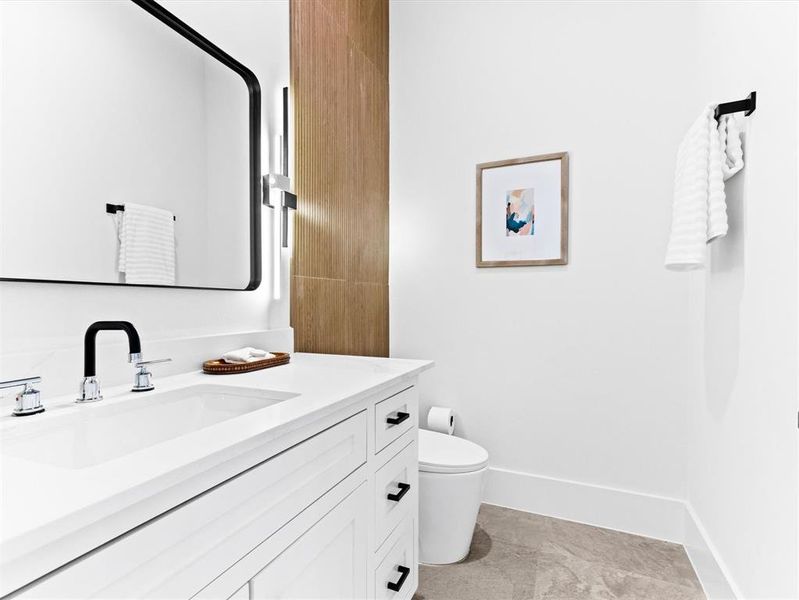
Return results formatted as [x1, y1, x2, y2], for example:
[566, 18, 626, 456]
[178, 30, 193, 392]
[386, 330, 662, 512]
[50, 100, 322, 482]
[374, 518, 415, 600]
[19, 412, 367, 600]
[374, 437, 417, 550]
[374, 386, 417, 454]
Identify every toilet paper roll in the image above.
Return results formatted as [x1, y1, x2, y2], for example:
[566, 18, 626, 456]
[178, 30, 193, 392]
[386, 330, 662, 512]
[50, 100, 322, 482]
[427, 406, 455, 435]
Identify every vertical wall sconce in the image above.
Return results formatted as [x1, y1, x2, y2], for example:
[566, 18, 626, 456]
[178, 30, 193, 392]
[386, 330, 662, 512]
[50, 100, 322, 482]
[263, 87, 296, 248]
[263, 173, 296, 248]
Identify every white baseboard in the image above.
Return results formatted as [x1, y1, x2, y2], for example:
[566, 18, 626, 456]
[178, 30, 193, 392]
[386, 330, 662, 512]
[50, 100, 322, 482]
[483, 466, 685, 543]
[683, 503, 741, 600]
[483, 466, 737, 599]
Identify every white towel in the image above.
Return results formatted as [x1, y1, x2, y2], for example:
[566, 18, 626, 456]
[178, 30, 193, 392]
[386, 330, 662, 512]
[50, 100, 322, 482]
[665, 106, 730, 270]
[117, 203, 176, 285]
[707, 110, 728, 242]
[718, 114, 744, 181]
[222, 347, 274, 364]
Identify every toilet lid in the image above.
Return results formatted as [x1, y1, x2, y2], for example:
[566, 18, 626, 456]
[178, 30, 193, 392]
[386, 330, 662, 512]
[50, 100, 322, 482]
[418, 429, 489, 474]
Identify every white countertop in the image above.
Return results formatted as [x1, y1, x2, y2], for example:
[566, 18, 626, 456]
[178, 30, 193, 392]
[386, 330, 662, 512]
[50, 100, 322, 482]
[0, 352, 432, 596]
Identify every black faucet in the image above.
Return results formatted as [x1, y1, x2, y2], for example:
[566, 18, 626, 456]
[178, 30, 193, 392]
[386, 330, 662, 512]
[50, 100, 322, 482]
[78, 321, 143, 403]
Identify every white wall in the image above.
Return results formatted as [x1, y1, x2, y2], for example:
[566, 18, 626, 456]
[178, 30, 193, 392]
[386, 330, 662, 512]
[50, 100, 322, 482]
[391, 2, 797, 598]
[687, 4, 798, 598]
[391, 0, 699, 501]
[0, 0, 291, 399]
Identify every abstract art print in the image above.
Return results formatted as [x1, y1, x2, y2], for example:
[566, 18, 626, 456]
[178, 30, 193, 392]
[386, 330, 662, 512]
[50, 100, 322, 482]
[506, 188, 535, 236]
[476, 152, 568, 267]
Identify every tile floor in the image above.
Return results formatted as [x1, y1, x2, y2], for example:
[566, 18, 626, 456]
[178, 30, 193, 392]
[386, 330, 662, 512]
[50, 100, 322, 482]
[413, 504, 705, 600]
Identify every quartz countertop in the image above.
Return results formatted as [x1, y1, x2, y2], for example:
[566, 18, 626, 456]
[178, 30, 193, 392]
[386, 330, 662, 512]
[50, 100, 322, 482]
[0, 352, 432, 596]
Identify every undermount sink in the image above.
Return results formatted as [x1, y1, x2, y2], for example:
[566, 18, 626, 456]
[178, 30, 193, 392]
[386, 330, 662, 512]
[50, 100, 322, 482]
[1, 384, 298, 469]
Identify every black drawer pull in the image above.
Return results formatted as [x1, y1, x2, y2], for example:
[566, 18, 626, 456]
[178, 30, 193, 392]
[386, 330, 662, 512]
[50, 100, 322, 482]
[386, 411, 410, 426]
[387, 482, 411, 502]
[387, 565, 410, 592]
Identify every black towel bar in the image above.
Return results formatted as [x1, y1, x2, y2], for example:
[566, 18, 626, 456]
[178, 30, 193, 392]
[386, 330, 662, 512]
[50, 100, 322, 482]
[714, 91, 756, 121]
[106, 203, 176, 221]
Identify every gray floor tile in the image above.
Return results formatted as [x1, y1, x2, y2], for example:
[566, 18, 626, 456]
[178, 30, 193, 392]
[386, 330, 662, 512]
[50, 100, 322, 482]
[533, 551, 704, 600]
[541, 516, 702, 591]
[414, 504, 705, 600]
[477, 503, 550, 550]
[416, 530, 538, 600]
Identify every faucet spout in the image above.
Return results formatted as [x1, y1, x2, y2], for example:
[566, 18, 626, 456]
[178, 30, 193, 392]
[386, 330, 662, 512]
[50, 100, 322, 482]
[83, 321, 142, 377]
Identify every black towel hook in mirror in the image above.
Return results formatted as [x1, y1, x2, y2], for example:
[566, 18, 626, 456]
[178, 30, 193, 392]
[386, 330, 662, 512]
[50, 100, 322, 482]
[714, 91, 756, 121]
[106, 203, 176, 221]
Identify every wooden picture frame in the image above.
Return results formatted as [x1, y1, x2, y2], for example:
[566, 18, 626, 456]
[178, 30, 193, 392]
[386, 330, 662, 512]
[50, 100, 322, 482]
[476, 152, 569, 267]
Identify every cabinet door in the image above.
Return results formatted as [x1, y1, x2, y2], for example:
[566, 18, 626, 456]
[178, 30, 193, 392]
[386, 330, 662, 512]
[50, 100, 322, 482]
[227, 584, 249, 599]
[249, 483, 368, 600]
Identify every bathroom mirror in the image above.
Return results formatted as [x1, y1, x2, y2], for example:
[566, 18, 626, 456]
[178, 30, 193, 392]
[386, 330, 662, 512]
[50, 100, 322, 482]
[0, 0, 262, 290]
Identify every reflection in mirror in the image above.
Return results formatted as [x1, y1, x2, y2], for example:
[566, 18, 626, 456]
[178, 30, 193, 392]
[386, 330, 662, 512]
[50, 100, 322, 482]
[0, 0, 260, 290]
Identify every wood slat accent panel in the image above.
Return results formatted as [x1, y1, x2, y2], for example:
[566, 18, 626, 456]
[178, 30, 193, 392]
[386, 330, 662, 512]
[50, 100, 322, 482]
[345, 282, 389, 357]
[292, 276, 346, 354]
[291, 0, 389, 357]
[345, 37, 389, 285]
[343, 0, 389, 74]
[291, 0, 347, 281]
[314, 0, 388, 74]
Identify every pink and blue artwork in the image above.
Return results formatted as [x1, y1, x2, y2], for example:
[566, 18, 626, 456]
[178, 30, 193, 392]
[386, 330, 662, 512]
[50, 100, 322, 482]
[505, 188, 535, 236]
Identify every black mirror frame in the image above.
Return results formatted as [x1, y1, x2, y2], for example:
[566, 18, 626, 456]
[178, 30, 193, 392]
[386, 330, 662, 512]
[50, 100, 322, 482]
[0, 0, 262, 291]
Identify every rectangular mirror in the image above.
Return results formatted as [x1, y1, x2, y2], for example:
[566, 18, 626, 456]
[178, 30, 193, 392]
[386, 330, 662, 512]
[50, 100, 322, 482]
[0, 0, 261, 290]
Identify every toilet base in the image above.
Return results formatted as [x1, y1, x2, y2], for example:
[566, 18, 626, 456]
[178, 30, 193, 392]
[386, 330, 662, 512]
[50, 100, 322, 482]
[418, 466, 487, 565]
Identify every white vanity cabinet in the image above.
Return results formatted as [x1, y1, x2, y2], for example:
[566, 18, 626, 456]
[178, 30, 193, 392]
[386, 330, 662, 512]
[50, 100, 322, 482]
[12, 382, 419, 600]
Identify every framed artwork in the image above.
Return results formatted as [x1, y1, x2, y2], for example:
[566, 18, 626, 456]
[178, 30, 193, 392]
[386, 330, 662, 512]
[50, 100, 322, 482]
[476, 152, 569, 267]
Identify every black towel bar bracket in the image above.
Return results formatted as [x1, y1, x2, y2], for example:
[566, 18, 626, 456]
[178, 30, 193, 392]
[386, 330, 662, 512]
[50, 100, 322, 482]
[106, 203, 176, 221]
[714, 91, 756, 121]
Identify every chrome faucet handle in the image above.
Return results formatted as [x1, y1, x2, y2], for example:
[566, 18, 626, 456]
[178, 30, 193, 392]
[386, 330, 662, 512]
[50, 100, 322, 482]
[0, 376, 44, 416]
[77, 376, 102, 404]
[134, 358, 172, 367]
[132, 358, 171, 393]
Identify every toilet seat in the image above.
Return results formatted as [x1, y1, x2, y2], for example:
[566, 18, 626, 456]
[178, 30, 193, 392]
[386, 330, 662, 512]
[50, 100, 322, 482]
[418, 429, 489, 474]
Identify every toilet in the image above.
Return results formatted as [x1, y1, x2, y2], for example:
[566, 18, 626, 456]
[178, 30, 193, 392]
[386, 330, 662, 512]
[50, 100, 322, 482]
[418, 429, 489, 564]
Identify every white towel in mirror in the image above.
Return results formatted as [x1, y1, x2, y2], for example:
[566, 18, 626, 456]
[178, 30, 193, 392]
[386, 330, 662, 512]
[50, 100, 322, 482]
[117, 203, 176, 285]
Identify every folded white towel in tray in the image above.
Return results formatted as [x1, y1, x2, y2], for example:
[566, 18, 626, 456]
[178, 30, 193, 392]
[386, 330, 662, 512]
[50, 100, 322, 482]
[222, 347, 275, 364]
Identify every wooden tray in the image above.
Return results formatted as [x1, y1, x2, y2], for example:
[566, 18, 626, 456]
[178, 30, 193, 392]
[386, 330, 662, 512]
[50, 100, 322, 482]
[202, 352, 290, 375]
